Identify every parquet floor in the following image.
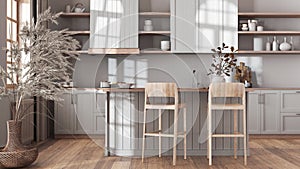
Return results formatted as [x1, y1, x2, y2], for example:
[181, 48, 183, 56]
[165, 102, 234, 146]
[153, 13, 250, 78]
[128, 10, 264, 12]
[8, 137, 300, 169]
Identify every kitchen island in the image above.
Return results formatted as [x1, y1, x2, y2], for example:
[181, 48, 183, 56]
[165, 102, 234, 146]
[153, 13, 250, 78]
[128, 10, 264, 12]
[98, 88, 251, 157]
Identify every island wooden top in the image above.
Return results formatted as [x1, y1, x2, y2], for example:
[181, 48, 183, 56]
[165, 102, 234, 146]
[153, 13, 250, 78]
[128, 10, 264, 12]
[68, 87, 300, 93]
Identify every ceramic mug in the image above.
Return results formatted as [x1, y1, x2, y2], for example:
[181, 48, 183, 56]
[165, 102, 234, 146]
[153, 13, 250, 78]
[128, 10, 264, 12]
[161, 41, 170, 51]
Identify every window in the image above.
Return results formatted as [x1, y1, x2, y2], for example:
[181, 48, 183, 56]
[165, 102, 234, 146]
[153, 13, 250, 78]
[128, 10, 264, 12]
[6, 0, 31, 87]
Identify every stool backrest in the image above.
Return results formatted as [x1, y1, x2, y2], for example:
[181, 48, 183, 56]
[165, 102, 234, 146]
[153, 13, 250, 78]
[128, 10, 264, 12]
[209, 83, 245, 98]
[145, 83, 178, 104]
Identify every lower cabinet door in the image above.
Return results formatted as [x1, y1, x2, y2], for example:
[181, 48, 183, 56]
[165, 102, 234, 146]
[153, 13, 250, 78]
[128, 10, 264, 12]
[281, 113, 300, 134]
[247, 92, 261, 134]
[74, 93, 95, 134]
[260, 91, 281, 134]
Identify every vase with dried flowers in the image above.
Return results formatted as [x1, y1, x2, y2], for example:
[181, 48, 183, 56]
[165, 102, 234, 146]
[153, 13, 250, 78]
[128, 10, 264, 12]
[207, 43, 238, 83]
[0, 8, 80, 168]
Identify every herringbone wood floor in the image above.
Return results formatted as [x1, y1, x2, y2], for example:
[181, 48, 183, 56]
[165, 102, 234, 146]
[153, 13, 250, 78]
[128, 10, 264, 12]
[8, 137, 300, 169]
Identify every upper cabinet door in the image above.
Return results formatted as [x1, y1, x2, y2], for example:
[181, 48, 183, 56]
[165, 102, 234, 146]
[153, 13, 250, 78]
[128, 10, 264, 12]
[90, 0, 138, 49]
[171, 0, 196, 53]
[222, 0, 238, 48]
[197, 0, 223, 52]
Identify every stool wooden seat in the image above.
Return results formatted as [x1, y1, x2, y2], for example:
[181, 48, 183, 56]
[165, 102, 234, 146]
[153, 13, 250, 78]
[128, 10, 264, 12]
[141, 83, 187, 166]
[207, 82, 247, 166]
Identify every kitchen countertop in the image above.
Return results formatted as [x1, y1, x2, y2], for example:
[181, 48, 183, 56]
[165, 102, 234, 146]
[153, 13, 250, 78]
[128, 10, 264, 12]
[66, 87, 300, 92]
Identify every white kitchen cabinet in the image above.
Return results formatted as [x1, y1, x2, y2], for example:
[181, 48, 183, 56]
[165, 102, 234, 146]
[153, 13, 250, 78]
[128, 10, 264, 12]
[247, 90, 280, 134]
[90, 0, 139, 53]
[172, 0, 238, 53]
[54, 93, 75, 135]
[54, 91, 105, 135]
[171, 0, 196, 52]
[280, 90, 300, 134]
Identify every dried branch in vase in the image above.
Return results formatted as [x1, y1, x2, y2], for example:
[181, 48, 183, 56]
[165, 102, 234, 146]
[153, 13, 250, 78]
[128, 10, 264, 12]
[0, 8, 80, 121]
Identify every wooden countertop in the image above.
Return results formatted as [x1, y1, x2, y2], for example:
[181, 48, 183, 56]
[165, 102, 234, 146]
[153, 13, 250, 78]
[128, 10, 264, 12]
[69, 87, 300, 92]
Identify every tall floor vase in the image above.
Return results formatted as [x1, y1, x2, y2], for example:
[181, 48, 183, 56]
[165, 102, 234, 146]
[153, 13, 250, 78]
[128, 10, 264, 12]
[0, 120, 38, 168]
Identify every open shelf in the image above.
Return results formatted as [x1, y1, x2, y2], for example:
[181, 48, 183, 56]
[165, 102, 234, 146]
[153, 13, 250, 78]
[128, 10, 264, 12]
[77, 50, 88, 54]
[140, 50, 171, 54]
[238, 31, 300, 35]
[238, 50, 300, 54]
[60, 12, 90, 17]
[238, 12, 300, 18]
[139, 31, 170, 35]
[139, 12, 170, 17]
[66, 31, 90, 35]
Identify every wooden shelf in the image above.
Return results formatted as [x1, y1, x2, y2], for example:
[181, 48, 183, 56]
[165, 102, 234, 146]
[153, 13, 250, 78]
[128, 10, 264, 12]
[140, 50, 172, 54]
[60, 12, 90, 17]
[66, 31, 90, 35]
[88, 48, 140, 54]
[238, 50, 300, 54]
[238, 31, 300, 35]
[238, 12, 300, 18]
[139, 31, 170, 35]
[77, 50, 88, 54]
[139, 12, 170, 17]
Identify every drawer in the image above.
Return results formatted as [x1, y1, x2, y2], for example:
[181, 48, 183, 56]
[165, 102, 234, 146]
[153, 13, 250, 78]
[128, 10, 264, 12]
[281, 91, 300, 112]
[280, 113, 300, 134]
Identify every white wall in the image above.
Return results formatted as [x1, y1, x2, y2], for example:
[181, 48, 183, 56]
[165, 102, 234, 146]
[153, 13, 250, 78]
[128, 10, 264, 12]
[0, 0, 11, 147]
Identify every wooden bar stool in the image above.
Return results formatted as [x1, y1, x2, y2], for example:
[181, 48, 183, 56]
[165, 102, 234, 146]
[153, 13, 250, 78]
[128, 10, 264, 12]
[141, 83, 187, 166]
[207, 82, 247, 165]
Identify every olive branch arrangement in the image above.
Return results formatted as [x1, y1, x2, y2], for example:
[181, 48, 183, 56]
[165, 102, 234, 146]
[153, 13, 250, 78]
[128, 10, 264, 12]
[208, 43, 238, 77]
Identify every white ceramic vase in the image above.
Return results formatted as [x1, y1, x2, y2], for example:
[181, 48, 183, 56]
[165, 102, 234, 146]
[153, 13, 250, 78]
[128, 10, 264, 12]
[211, 75, 225, 83]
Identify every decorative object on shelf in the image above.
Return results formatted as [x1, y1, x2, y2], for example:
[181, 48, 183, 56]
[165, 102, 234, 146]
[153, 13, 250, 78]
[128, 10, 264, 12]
[279, 37, 292, 51]
[235, 62, 252, 88]
[272, 36, 278, 51]
[144, 19, 153, 31]
[0, 8, 80, 168]
[290, 36, 294, 50]
[208, 43, 237, 83]
[65, 4, 71, 13]
[254, 37, 263, 51]
[257, 26, 264, 31]
[241, 24, 248, 31]
[266, 37, 271, 51]
[248, 19, 257, 31]
[161, 40, 170, 51]
[72, 3, 85, 13]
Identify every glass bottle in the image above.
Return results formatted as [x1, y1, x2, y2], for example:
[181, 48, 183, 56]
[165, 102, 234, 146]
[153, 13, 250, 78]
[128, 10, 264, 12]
[272, 36, 278, 51]
[266, 37, 271, 51]
[290, 36, 294, 51]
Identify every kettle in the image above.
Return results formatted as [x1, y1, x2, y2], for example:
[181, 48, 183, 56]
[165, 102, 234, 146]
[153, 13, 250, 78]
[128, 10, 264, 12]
[72, 3, 85, 13]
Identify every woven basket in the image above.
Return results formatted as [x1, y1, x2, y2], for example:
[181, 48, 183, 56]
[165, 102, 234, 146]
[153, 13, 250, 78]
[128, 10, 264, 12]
[0, 121, 38, 168]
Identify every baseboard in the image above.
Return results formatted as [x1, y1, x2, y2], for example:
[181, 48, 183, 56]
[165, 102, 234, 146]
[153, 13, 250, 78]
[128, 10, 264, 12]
[55, 134, 104, 139]
[250, 134, 300, 139]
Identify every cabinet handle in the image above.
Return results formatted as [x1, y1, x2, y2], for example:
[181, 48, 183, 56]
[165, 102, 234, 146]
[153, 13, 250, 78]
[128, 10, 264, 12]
[71, 94, 77, 104]
[296, 114, 300, 116]
[296, 91, 300, 94]
[258, 94, 265, 104]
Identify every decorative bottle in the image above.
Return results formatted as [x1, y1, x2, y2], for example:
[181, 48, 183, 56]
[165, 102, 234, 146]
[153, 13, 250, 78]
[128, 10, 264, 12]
[290, 36, 294, 51]
[266, 37, 271, 51]
[272, 36, 278, 51]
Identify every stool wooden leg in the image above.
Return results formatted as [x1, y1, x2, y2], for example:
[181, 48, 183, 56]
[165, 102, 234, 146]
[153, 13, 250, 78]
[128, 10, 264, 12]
[142, 108, 147, 162]
[184, 107, 187, 160]
[243, 109, 247, 165]
[208, 108, 212, 165]
[159, 109, 162, 158]
[173, 109, 178, 166]
[234, 110, 238, 159]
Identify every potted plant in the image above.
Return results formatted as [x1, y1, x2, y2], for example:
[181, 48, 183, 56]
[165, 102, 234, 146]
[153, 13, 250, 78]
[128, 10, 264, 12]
[207, 43, 238, 83]
[0, 8, 79, 168]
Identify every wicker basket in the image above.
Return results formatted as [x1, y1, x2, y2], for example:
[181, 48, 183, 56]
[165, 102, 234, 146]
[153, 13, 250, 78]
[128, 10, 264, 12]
[0, 121, 38, 168]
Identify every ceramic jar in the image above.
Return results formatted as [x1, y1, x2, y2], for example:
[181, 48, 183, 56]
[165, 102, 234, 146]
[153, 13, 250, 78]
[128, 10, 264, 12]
[144, 20, 153, 31]
[161, 41, 170, 51]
